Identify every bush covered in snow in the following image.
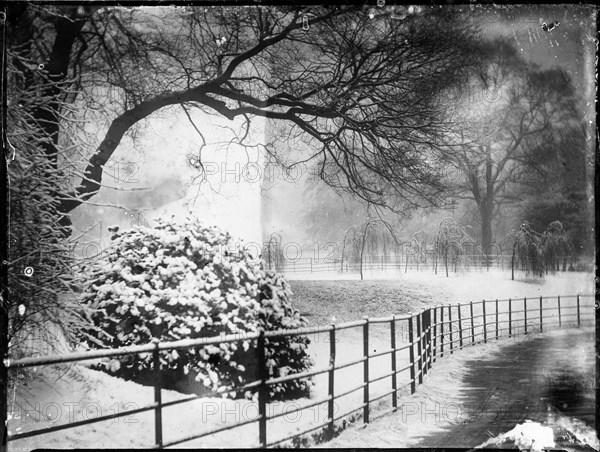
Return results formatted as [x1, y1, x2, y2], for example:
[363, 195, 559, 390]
[79, 217, 313, 400]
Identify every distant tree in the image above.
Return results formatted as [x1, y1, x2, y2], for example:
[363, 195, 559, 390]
[263, 232, 285, 271]
[510, 222, 543, 280]
[439, 39, 579, 258]
[404, 231, 428, 272]
[540, 221, 571, 273]
[434, 218, 472, 277]
[519, 123, 591, 256]
[340, 213, 400, 280]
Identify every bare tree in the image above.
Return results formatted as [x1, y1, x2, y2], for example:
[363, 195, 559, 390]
[404, 231, 427, 273]
[511, 222, 543, 280]
[7, 5, 479, 221]
[540, 221, 571, 274]
[263, 232, 285, 271]
[433, 218, 475, 277]
[340, 212, 400, 280]
[438, 39, 579, 258]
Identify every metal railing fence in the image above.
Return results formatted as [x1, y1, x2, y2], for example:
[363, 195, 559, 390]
[5, 294, 594, 448]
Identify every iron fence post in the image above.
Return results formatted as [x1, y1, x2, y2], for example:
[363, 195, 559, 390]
[390, 315, 397, 410]
[363, 317, 370, 424]
[416, 312, 423, 384]
[558, 296, 561, 327]
[426, 310, 432, 372]
[524, 297, 528, 335]
[440, 305, 445, 357]
[495, 299, 499, 340]
[577, 294, 581, 327]
[422, 310, 429, 375]
[328, 324, 336, 438]
[152, 339, 163, 449]
[470, 301, 475, 345]
[258, 329, 267, 448]
[457, 303, 463, 348]
[539, 296, 543, 332]
[508, 298, 512, 337]
[432, 307, 437, 363]
[448, 305, 453, 354]
[482, 300, 487, 343]
[408, 314, 416, 394]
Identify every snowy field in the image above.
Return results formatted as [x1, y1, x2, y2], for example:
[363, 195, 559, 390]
[289, 269, 594, 326]
[6, 270, 595, 449]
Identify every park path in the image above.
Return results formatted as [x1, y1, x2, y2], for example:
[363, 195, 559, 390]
[322, 327, 595, 449]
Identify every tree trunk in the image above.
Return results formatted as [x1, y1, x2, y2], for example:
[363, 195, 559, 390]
[1, 33, 10, 447]
[511, 242, 516, 280]
[444, 247, 449, 277]
[481, 208, 493, 259]
[481, 144, 494, 266]
[360, 223, 370, 281]
[10, 6, 88, 232]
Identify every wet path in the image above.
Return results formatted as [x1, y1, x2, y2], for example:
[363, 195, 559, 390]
[413, 328, 595, 448]
[323, 328, 595, 449]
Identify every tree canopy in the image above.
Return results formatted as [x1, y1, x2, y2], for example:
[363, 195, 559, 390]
[7, 4, 479, 222]
[436, 38, 580, 252]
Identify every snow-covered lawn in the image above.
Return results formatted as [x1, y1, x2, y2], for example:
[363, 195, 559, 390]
[289, 270, 593, 326]
[7, 271, 594, 449]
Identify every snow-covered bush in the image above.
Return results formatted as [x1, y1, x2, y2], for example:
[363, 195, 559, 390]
[79, 217, 313, 400]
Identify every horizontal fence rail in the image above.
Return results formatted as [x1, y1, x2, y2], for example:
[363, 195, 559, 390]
[5, 294, 594, 448]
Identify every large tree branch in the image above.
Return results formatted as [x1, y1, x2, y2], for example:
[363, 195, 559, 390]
[59, 84, 225, 212]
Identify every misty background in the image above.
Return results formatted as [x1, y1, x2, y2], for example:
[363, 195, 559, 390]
[70, 4, 595, 262]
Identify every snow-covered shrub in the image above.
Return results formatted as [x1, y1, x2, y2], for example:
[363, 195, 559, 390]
[79, 217, 313, 400]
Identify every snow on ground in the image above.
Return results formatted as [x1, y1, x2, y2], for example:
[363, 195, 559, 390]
[7, 271, 595, 449]
[478, 418, 598, 452]
[478, 421, 556, 451]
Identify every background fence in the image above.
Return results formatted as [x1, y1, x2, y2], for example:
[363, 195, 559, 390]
[275, 254, 585, 276]
[6, 294, 594, 448]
